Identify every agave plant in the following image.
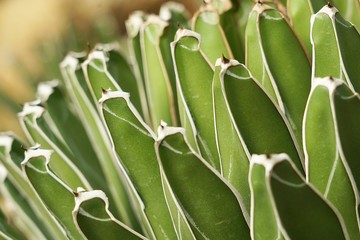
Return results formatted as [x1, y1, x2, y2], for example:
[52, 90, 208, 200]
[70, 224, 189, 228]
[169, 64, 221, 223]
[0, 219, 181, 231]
[0, 0, 359, 239]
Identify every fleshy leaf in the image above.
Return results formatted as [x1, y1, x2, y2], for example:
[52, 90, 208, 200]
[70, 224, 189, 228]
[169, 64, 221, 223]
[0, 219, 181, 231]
[99, 90, 177, 240]
[22, 148, 83, 240]
[222, 60, 304, 173]
[140, 16, 177, 129]
[246, 3, 311, 146]
[0, 135, 66, 239]
[60, 55, 139, 229]
[156, 125, 250, 240]
[212, 57, 251, 211]
[303, 77, 360, 238]
[251, 154, 347, 240]
[73, 190, 147, 240]
[311, 5, 360, 93]
[192, 3, 233, 65]
[171, 29, 220, 171]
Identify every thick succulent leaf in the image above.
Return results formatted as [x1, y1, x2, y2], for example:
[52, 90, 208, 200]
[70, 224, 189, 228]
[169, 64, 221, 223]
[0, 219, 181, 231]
[222, 61, 304, 173]
[311, 7, 342, 80]
[60, 55, 139, 229]
[0, 166, 48, 240]
[140, 16, 177, 129]
[22, 149, 83, 240]
[245, 6, 279, 103]
[311, 5, 360, 93]
[212, 58, 251, 211]
[1, 174, 45, 239]
[159, 167, 196, 240]
[237, 0, 256, 51]
[333, 81, 360, 215]
[303, 77, 360, 238]
[95, 44, 145, 117]
[192, 3, 233, 65]
[36, 81, 109, 196]
[171, 29, 221, 171]
[73, 190, 147, 240]
[330, 0, 360, 29]
[0, 135, 66, 239]
[156, 125, 250, 240]
[219, 2, 245, 63]
[287, 0, 326, 54]
[249, 158, 284, 240]
[82, 50, 122, 101]
[18, 103, 91, 190]
[251, 154, 348, 240]
[159, 2, 190, 125]
[99, 91, 177, 240]
[126, 12, 151, 124]
[247, 3, 311, 146]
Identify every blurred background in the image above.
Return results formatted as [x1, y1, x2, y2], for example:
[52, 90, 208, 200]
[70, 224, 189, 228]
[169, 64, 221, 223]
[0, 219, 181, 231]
[0, 0, 201, 138]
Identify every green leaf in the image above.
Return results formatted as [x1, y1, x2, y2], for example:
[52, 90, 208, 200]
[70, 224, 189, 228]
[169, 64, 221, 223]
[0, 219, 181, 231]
[158, 164, 196, 240]
[0, 167, 48, 240]
[99, 91, 177, 240]
[245, 4, 280, 103]
[251, 154, 347, 240]
[287, 0, 326, 54]
[212, 57, 251, 211]
[22, 148, 83, 240]
[219, 3, 245, 63]
[171, 29, 221, 171]
[158, 2, 190, 125]
[36, 81, 109, 195]
[73, 190, 147, 240]
[249, 157, 284, 240]
[333, 80, 360, 220]
[222, 60, 304, 173]
[82, 51, 122, 101]
[156, 125, 250, 240]
[18, 103, 91, 190]
[0, 135, 66, 240]
[246, 3, 311, 146]
[60, 55, 139, 229]
[95, 44, 146, 118]
[140, 16, 177, 129]
[303, 77, 360, 238]
[330, 0, 360, 29]
[311, 5, 360, 93]
[192, 3, 233, 65]
[126, 12, 151, 124]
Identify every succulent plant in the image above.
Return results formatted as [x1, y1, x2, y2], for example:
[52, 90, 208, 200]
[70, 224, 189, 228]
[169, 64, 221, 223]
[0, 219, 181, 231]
[0, 0, 359, 239]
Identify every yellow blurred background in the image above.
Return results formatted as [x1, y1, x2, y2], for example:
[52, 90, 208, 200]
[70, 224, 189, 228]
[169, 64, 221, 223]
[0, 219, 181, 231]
[0, 0, 200, 139]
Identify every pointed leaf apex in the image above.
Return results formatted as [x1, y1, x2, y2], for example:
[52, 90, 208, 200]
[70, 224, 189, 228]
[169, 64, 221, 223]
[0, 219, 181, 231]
[215, 56, 239, 69]
[22, 147, 53, 166]
[159, 2, 187, 21]
[156, 123, 186, 143]
[73, 190, 109, 213]
[60, 53, 81, 71]
[18, 102, 45, 119]
[126, 11, 146, 38]
[37, 80, 59, 103]
[172, 28, 201, 48]
[144, 14, 169, 29]
[250, 153, 290, 172]
[318, 3, 338, 17]
[312, 77, 344, 93]
[98, 90, 131, 105]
